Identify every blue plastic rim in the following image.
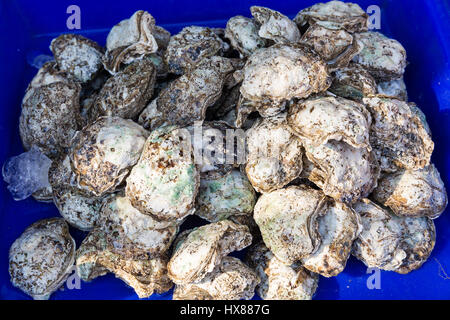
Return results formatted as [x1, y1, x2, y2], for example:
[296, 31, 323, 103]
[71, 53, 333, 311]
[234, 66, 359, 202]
[1, 0, 450, 300]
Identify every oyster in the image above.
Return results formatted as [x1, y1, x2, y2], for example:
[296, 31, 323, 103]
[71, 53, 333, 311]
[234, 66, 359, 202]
[167, 220, 252, 284]
[225, 16, 266, 57]
[245, 113, 304, 193]
[294, 1, 368, 33]
[287, 96, 372, 150]
[20, 63, 81, 158]
[196, 169, 256, 222]
[89, 59, 156, 120]
[9, 218, 76, 300]
[173, 256, 259, 300]
[300, 24, 360, 69]
[103, 10, 159, 73]
[76, 229, 173, 298]
[363, 96, 434, 171]
[240, 43, 330, 118]
[353, 32, 407, 81]
[164, 26, 227, 75]
[329, 62, 377, 100]
[302, 139, 379, 203]
[301, 200, 361, 277]
[125, 126, 199, 221]
[69, 116, 148, 197]
[253, 185, 327, 264]
[377, 77, 408, 101]
[246, 242, 319, 300]
[98, 195, 179, 254]
[50, 34, 104, 83]
[371, 164, 448, 219]
[352, 199, 436, 274]
[250, 6, 301, 44]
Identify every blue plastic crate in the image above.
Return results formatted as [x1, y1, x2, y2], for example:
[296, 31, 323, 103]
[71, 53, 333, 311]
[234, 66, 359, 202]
[1, 0, 449, 300]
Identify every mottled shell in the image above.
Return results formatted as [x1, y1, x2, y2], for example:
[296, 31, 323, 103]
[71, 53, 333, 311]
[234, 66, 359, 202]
[377, 77, 408, 101]
[103, 10, 159, 74]
[352, 199, 436, 274]
[164, 26, 227, 75]
[125, 126, 199, 221]
[246, 242, 318, 300]
[245, 113, 304, 193]
[69, 116, 149, 197]
[287, 96, 372, 150]
[173, 256, 259, 300]
[353, 32, 407, 81]
[20, 67, 81, 159]
[302, 139, 379, 203]
[50, 34, 104, 83]
[89, 59, 156, 120]
[167, 220, 252, 284]
[240, 44, 330, 110]
[329, 62, 377, 101]
[300, 24, 360, 70]
[254, 185, 327, 264]
[294, 0, 368, 33]
[196, 169, 256, 222]
[53, 188, 110, 231]
[98, 195, 179, 254]
[9, 218, 76, 300]
[363, 96, 434, 171]
[76, 229, 173, 298]
[155, 57, 237, 127]
[371, 164, 447, 219]
[225, 16, 266, 57]
[301, 200, 362, 277]
[250, 6, 301, 44]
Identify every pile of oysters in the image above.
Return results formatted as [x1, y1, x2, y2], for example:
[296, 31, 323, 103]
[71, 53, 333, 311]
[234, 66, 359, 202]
[7, 1, 447, 300]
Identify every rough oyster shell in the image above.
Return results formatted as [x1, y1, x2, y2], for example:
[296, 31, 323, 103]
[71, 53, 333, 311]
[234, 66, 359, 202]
[225, 16, 266, 57]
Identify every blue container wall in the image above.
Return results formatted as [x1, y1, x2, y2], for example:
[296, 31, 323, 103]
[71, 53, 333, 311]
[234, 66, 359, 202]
[1, 0, 450, 299]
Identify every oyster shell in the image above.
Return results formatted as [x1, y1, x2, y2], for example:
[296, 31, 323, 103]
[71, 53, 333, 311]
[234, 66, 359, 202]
[377, 77, 408, 101]
[302, 139, 379, 203]
[352, 199, 436, 274]
[125, 126, 199, 221]
[196, 169, 256, 222]
[9, 218, 76, 300]
[20, 63, 81, 159]
[240, 43, 330, 117]
[50, 34, 104, 83]
[103, 10, 159, 74]
[329, 62, 377, 101]
[250, 6, 301, 44]
[287, 96, 372, 150]
[371, 164, 447, 219]
[225, 16, 266, 57]
[173, 256, 259, 300]
[363, 96, 434, 171]
[164, 26, 227, 75]
[294, 1, 368, 33]
[353, 32, 407, 81]
[245, 113, 304, 193]
[76, 229, 172, 298]
[167, 220, 252, 284]
[253, 185, 327, 264]
[89, 59, 156, 120]
[301, 200, 361, 276]
[69, 116, 148, 197]
[98, 195, 179, 254]
[246, 242, 319, 300]
[153, 57, 237, 128]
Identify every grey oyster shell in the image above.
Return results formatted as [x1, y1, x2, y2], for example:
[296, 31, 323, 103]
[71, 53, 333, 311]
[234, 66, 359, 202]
[225, 16, 266, 57]
[9, 218, 76, 300]
[167, 220, 252, 284]
[173, 256, 259, 300]
[246, 242, 319, 300]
